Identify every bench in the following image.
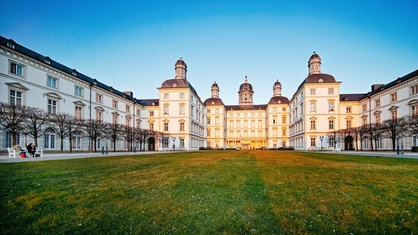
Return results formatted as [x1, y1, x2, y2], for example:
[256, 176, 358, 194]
[35, 149, 43, 157]
[7, 148, 16, 158]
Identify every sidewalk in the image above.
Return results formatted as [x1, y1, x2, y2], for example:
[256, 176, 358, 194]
[0, 151, 173, 163]
[1, 150, 417, 163]
[323, 150, 418, 159]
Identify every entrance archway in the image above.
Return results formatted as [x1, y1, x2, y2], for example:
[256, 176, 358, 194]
[148, 137, 155, 151]
[345, 135, 354, 150]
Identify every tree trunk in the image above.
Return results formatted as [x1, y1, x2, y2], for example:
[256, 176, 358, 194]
[61, 137, 64, 151]
[12, 132, 17, 146]
[392, 137, 396, 151]
[69, 136, 73, 153]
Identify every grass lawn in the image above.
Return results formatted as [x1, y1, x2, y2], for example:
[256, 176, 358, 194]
[0, 151, 417, 234]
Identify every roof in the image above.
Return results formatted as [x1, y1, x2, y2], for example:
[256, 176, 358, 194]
[161, 79, 190, 88]
[309, 52, 320, 60]
[268, 96, 289, 104]
[274, 80, 281, 86]
[239, 82, 253, 91]
[204, 98, 224, 106]
[340, 93, 366, 101]
[296, 73, 337, 92]
[225, 104, 267, 111]
[138, 99, 159, 106]
[0, 36, 139, 104]
[305, 73, 336, 83]
[175, 58, 187, 68]
[368, 69, 418, 96]
[160, 78, 199, 95]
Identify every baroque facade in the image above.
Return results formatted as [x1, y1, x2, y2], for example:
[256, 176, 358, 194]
[1, 35, 417, 152]
[205, 77, 289, 149]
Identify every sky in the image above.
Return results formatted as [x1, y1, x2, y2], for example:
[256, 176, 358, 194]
[1, 0, 418, 105]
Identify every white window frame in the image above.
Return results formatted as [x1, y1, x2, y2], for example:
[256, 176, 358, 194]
[47, 98, 58, 114]
[47, 75, 58, 89]
[72, 136, 82, 150]
[44, 133, 56, 149]
[75, 105, 83, 120]
[9, 61, 24, 77]
[9, 89, 22, 106]
[164, 105, 169, 115]
[74, 85, 83, 97]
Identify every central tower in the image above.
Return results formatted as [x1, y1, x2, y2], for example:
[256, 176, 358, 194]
[238, 76, 254, 106]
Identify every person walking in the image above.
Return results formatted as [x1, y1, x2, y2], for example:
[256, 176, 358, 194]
[27, 143, 36, 157]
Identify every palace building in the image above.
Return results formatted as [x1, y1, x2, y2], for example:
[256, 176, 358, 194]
[205, 77, 289, 149]
[1, 35, 417, 152]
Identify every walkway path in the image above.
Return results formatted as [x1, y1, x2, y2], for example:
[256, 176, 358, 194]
[330, 150, 418, 159]
[0, 151, 174, 163]
[1, 150, 417, 163]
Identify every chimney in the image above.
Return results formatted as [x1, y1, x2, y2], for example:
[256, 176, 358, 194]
[123, 91, 133, 97]
[371, 84, 384, 92]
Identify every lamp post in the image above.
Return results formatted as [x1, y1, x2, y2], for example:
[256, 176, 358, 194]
[320, 136, 324, 151]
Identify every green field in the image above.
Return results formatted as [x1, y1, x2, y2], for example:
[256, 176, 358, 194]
[1, 151, 417, 234]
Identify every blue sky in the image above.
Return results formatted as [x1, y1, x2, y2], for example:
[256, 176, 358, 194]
[1, 0, 417, 104]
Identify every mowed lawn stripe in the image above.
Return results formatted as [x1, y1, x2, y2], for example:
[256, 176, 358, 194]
[1, 151, 417, 234]
[0, 151, 279, 234]
[161, 151, 278, 234]
[255, 150, 418, 234]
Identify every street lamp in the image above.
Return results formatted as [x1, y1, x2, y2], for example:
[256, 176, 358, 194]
[320, 136, 324, 151]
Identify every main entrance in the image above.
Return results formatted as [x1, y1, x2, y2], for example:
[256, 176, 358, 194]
[345, 135, 354, 150]
[148, 137, 155, 151]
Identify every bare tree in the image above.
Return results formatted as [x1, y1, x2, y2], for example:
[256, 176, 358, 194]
[381, 117, 408, 151]
[50, 113, 72, 151]
[349, 126, 361, 151]
[327, 130, 338, 150]
[84, 119, 107, 152]
[23, 107, 50, 147]
[370, 123, 385, 151]
[137, 128, 150, 151]
[0, 102, 31, 146]
[66, 118, 85, 152]
[359, 125, 369, 151]
[105, 123, 124, 152]
[122, 125, 135, 151]
[407, 115, 418, 139]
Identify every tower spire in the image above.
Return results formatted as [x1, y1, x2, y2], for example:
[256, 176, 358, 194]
[211, 81, 219, 98]
[175, 58, 187, 79]
[308, 51, 321, 75]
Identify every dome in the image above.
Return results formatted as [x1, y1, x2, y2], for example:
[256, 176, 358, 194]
[274, 80, 281, 86]
[268, 96, 289, 105]
[309, 51, 321, 60]
[204, 97, 224, 106]
[175, 58, 187, 68]
[161, 79, 189, 88]
[305, 73, 336, 83]
[239, 76, 253, 91]
[239, 83, 253, 91]
[211, 81, 219, 88]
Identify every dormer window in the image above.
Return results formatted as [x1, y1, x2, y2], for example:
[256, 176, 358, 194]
[6, 40, 15, 49]
[45, 57, 51, 65]
[72, 69, 77, 76]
